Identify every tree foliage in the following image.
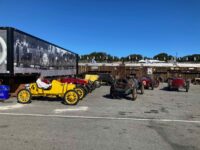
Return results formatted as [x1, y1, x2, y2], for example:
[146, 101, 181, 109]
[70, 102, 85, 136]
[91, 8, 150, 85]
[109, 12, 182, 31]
[79, 51, 200, 62]
[79, 52, 119, 62]
[153, 53, 169, 61]
[179, 54, 200, 62]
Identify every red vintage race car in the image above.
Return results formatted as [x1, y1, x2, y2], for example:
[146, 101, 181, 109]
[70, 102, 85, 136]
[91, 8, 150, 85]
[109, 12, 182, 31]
[168, 78, 190, 92]
[140, 77, 159, 90]
[61, 78, 87, 85]
[60, 77, 94, 97]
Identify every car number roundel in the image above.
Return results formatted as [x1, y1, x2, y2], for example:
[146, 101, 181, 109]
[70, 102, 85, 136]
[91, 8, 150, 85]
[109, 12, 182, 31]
[143, 81, 146, 86]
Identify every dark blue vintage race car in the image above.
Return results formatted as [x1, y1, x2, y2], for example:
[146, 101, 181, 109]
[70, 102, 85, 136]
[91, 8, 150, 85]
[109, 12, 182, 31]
[110, 77, 143, 101]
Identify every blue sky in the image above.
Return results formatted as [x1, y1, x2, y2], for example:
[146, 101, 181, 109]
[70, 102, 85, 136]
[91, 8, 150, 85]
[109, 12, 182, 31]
[0, 0, 200, 57]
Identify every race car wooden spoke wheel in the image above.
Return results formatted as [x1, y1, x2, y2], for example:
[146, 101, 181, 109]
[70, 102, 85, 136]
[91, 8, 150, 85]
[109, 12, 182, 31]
[64, 90, 79, 105]
[132, 88, 137, 101]
[17, 89, 31, 104]
[75, 87, 85, 100]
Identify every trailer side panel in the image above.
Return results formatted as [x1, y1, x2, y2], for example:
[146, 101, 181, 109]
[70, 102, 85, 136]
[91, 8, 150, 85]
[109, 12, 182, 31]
[0, 29, 7, 73]
[13, 30, 77, 76]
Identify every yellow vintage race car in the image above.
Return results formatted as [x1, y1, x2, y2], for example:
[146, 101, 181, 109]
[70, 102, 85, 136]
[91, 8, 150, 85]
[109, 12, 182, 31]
[84, 74, 101, 88]
[17, 80, 80, 105]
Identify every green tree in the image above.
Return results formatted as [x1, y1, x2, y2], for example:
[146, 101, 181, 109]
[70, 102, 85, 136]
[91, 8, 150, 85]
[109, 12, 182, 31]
[153, 53, 169, 61]
[128, 54, 142, 61]
[79, 52, 120, 62]
[180, 54, 200, 62]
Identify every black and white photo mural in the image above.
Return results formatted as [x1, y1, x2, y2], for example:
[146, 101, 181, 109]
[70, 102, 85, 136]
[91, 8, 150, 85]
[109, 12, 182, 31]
[0, 30, 7, 73]
[13, 31, 77, 76]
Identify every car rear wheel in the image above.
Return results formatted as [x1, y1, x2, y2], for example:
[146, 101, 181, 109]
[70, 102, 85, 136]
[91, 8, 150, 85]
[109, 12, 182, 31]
[94, 80, 101, 88]
[154, 80, 159, 88]
[17, 89, 31, 104]
[168, 80, 172, 91]
[77, 84, 88, 94]
[186, 82, 189, 92]
[89, 81, 96, 91]
[132, 88, 137, 100]
[140, 84, 144, 94]
[82, 86, 89, 94]
[151, 84, 154, 90]
[110, 86, 116, 99]
[75, 87, 86, 100]
[85, 84, 92, 93]
[63, 90, 79, 105]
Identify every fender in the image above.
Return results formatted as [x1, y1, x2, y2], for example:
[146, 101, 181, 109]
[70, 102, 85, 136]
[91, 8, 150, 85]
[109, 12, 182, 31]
[0, 36, 7, 65]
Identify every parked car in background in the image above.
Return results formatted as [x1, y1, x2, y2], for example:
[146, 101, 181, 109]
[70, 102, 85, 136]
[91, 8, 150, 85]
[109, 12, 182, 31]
[110, 78, 137, 100]
[84, 74, 101, 88]
[168, 78, 190, 92]
[193, 78, 200, 85]
[140, 77, 159, 90]
[131, 78, 144, 94]
[126, 76, 144, 94]
[98, 73, 115, 85]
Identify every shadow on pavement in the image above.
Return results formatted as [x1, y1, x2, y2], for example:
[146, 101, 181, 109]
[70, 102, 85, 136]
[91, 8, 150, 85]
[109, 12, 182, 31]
[160, 87, 186, 92]
[103, 94, 134, 101]
[32, 97, 63, 102]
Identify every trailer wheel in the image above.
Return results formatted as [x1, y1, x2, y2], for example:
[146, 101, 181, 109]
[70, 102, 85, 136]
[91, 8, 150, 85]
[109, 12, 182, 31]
[63, 90, 79, 105]
[17, 89, 31, 104]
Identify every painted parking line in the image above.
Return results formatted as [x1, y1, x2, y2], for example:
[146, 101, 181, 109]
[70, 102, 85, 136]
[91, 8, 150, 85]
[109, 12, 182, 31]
[54, 106, 88, 113]
[0, 112, 200, 124]
[0, 104, 24, 111]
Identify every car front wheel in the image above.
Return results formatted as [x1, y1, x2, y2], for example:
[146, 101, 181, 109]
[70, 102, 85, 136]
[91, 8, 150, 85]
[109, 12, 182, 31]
[63, 90, 79, 105]
[132, 88, 137, 101]
[140, 84, 144, 94]
[186, 82, 189, 92]
[17, 89, 32, 104]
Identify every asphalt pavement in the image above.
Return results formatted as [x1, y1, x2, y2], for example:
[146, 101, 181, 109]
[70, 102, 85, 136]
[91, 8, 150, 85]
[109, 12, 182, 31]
[0, 83, 200, 150]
